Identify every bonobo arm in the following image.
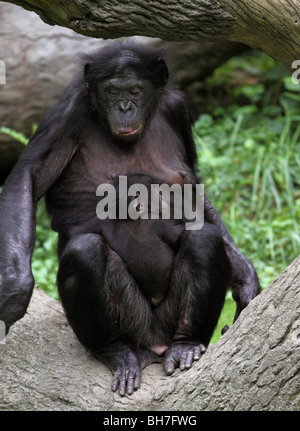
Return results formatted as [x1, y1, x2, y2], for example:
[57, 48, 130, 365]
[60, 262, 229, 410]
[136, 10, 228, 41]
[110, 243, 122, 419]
[0, 125, 78, 330]
[163, 92, 260, 317]
[204, 195, 261, 319]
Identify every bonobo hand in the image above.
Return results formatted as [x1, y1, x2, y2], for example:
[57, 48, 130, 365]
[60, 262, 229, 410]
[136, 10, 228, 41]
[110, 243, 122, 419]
[163, 340, 206, 376]
[0, 275, 35, 330]
[220, 260, 261, 334]
[231, 261, 261, 321]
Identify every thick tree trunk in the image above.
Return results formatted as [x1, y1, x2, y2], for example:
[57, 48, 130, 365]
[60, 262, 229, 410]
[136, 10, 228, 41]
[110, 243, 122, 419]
[1, 255, 299, 411]
[3, 0, 299, 69]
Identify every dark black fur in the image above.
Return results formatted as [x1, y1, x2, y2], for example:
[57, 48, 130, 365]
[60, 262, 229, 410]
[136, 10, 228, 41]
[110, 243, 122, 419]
[0, 41, 260, 395]
[99, 173, 186, 306]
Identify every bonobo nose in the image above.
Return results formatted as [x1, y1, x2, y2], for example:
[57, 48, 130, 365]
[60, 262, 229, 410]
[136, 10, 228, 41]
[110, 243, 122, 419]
[119, 100, 133, 113]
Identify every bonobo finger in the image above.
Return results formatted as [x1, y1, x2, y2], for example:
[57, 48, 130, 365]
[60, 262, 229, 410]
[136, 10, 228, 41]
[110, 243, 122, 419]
[182, 349, 194, 369]
[195, 343, 206, 359]
[200, 344, 206, 354]
[119, 375, 127, 397]
[164, 357, 176, 376]
[111, 368, 128, 396]
[179, 350, 187, 370]
[111, 372, 121, 393]
[126, 373, 135, 395]
[134, 371, 141, 390]
[193, 345, 201, 361]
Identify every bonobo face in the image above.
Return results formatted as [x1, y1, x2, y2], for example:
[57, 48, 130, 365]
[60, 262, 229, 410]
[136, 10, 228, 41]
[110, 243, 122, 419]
[97, 68, 155, 142]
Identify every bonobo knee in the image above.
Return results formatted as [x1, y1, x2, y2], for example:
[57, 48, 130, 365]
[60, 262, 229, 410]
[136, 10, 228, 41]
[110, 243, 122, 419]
[203, 223, 224, 245]
[184, 222, 222, 244]
[181, 223, 226, 261]
[58, 233, 107, 289]
[61, 233, 103, 259]
[202, 223, 227, 256]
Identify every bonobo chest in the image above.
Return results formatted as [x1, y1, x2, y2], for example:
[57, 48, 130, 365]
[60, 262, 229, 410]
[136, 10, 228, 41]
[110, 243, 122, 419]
[72, 119, 195, 187]
[46, 118, 196, 236]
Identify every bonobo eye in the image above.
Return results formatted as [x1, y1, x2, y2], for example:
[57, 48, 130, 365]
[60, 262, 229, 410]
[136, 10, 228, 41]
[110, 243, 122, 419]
[107, 88, 119, 96]
[130, 88, 142, 95]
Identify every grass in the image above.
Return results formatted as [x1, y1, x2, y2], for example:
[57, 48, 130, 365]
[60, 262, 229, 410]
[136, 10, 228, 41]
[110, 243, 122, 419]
[196, 52, 300, 342]
[1, 51, 299, 344]
[33, 200, 59, 299]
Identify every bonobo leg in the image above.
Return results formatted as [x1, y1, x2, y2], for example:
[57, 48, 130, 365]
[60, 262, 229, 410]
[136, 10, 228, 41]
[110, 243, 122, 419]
[159, 223, 231, 375]
[57, 233, 159, 396]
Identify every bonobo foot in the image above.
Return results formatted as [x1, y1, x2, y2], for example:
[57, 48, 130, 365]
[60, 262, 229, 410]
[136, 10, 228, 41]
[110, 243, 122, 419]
[163, 340, 206, 376]
[95, 344, 162, 396]
[112, 351, 142, 396]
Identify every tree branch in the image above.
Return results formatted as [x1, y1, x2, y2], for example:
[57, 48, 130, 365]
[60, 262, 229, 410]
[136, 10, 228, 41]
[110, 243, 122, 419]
[2, 0, 300, 69]
[3, 0, 235, 40]
[221, 0, 300, 71]
[1, 256, 299, 410]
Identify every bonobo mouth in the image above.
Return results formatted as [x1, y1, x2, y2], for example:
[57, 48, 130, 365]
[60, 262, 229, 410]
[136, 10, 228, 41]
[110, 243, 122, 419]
[113, 123, 143, 141]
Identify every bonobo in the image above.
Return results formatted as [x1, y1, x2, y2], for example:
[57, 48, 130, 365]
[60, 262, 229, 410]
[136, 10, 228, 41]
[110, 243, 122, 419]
[98, 172, 187, 308]
[0, 41, 260, 396]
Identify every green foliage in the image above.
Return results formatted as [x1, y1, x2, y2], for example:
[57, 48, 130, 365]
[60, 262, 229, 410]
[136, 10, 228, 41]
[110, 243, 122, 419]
[0, 125, 37, 145]
[33, 200, 59, 300]
[0, 126, 29, 146]
[197, 51, 300, 342]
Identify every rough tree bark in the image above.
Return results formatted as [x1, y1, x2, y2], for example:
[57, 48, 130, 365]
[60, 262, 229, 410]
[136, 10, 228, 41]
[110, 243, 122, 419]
[2, 0, 300, 70]
[1, 255, 299, 411]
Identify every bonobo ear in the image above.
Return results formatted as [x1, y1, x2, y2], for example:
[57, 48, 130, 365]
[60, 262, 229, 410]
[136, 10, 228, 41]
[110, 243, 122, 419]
[152, 58, 169, 87]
